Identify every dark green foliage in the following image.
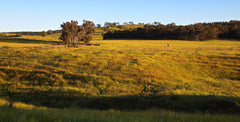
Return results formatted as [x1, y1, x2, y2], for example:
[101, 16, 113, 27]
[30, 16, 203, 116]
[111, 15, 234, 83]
[103, 20, 240, 41]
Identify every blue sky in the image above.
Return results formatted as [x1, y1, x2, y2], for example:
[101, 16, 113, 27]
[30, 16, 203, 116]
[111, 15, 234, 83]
[0, 0, 239, 32]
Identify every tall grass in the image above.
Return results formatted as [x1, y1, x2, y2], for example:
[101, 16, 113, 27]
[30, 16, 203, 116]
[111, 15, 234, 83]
[1, 106, 240, 122]
[0, 32, 240, 120]
[1, 39, 239, 96]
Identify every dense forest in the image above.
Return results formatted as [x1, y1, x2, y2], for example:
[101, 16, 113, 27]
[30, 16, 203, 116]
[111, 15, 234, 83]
[103, 20, 240, 41]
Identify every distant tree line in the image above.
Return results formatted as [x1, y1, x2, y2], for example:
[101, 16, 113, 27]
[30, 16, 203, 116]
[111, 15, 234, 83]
[9, 30, 61, 36]
[0, 33, 22, 37]
[103, 20, 240, 41]
[103, 21, 138, 27]
[104, 22, 120, 27]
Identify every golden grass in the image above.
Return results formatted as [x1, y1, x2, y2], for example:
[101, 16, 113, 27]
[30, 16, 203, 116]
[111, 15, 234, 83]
[17, 33, 61, 42]
[0, 98, 47, 110]
[0, 37, 239, 97]
[0, 26, 240, 121]
[0, 98, 8, 106]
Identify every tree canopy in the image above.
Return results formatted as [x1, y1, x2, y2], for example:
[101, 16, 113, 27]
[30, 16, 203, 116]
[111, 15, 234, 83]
[103, 20, 240, 41]
[41, 31, 47, 37]
[59, 20, 95, 45]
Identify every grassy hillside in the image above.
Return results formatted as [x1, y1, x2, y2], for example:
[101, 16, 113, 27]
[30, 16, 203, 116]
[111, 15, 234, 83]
[0, 31, 240, 120]
[0, 39, 239, 96]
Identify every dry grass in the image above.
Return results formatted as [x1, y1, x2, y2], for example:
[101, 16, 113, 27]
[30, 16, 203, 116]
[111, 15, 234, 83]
[0, 37, 239, 97]
[0, 31, 240, 120]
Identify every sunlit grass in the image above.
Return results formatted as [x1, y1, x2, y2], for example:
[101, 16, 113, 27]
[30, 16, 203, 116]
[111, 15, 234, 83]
[0, 39, 239, 97]
[0, 98, 47, 110]
[0, 98, 8, 106]
[0, 33, 240, 120]
[18, 33, 61, 42]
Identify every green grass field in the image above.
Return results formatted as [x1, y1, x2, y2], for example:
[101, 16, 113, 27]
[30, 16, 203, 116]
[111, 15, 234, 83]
[0, 29, 240, 121]
[1, 105, 240, 122]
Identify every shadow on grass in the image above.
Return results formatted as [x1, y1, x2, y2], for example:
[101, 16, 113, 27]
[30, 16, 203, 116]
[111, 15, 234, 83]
[2, 91, 240, 114]
[0, 37, 59, 44]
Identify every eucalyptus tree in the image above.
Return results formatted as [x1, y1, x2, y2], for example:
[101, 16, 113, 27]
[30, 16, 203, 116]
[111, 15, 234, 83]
[59, 20, 95, 45]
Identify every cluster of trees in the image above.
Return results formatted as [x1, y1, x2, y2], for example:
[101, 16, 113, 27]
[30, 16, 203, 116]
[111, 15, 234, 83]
[41, 31, 47, 37]
[123, 21, 134, 25]
[103, 20, 240, 41]
[59, 20, 95, 45]
[103, 21, 137, 27]
[104, 22, 120, 27]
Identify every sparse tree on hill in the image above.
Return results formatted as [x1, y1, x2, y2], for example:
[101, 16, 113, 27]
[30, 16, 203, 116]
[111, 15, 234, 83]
[129, 21, 134, 25]
[41, 31, 47, 37]
[47, 30, 53, 35]
[97, 24, 101, 28]
[154, 22, 161, 25]
[104, 22, 111, 27]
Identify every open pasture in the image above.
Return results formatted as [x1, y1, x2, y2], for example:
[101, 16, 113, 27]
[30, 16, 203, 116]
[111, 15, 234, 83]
[0, 35, 240, 121]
